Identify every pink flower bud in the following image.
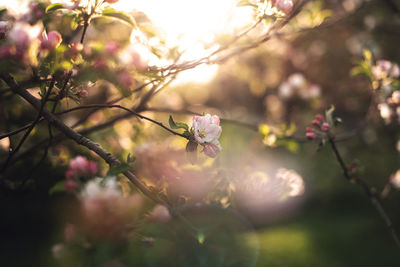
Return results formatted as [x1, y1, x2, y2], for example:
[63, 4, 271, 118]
[321, 122, 330, 132]
[306, 132, 316, 140]
[392, 91, 400, 105]
[0, 45, 15, 59]
[0, 21, 9, 39]
[80, 89, 88, 98]
[306, 127, 313, 132]
[148, 205, 171, 223]
[118, 71, 135, 89]
[105, 41, 119, 57]
[66, 43, 83, 59]
[203, 142, 221, 158]
[312, 119, 320, 126]
[87, 161, 98, 175]
[41, 31, 62, 51]
[93, 58, 107, 71]
[276, 0, 294, 14]
[315, 114, 324, 121]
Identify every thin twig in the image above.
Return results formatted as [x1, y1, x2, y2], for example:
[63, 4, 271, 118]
[0, 77, 56, 173]
[328, 135, 400, 249]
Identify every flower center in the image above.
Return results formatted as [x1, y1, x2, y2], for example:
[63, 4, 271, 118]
[198, 129, 207, 138]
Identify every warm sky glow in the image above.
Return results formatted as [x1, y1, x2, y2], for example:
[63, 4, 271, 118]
[114, 0, 253, 84]
[6, 0, 254, 83]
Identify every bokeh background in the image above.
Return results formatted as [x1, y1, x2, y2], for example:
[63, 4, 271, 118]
[0, 0, 400, 266]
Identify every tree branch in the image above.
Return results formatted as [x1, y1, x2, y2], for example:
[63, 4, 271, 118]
[328, 135, 400, 249]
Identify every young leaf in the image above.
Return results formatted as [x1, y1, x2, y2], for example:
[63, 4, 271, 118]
[46, 3, 64, 13]
[107, 163, 131, 176]
[101, 8, 137, 27]
[49, 180, 66, 195]
[168, 115, 189, 130]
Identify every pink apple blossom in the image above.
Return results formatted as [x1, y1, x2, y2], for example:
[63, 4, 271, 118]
[148, 204, 171, 223]
[40, 31, 62, 51]
[192, 114, 221, 144]
[392, 91, 400, 105]
[390, 170, 400, 190]
[372, 60, 400, 80]
[0, 21, 9, 39]
[276, 0, 294, 14]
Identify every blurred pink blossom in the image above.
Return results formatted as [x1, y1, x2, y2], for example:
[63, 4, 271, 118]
[40, 31, 62, 51]
[372, 60, 400, 80]
[148, 204, 171, 223]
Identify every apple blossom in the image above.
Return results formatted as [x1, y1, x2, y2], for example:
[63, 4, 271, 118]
[148, 204, 171, 223]
[117, 71, 135, 89]
[392, 91, 400, 105]
[0, 21, 9, 39]
[65, 155, 98, 180]
[372, 60, 400, 80]
[390, 170, 400, 190]
[192, 114, 221, 144]
[276, 168, 305, 197]
[276, 0, 294, 14]
[40, 31, 62, 51]
[8, 22, 42, 48]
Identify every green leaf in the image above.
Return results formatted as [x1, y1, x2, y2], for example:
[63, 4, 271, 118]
[168, 115, 189, 130]
[186, 140, 198, 153]
[46, 3, 64, 13]
[107, 163, 131, 176]
[0, 8, 7, 17]
[102, 8, 136, 27]
[186, 140, 198, 164]
[49, 180, 66, 195]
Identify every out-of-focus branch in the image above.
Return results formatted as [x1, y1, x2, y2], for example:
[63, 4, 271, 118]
[1, 73, 167, 205]
[328, 134, 400, 249]
[0, 77, 56, 173]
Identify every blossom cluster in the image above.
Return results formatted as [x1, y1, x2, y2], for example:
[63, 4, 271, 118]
[278, 73, 321, 100]
[369, 60, 400, 124]
[192, 114, 222, 158]
[257, 0, 294, 17]
[305, 113, 330, 140]
[64, 155, 98, 191]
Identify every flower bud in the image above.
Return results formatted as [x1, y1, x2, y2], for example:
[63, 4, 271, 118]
[311, 119, 320, 126]
[203, 142, 221, 158]
[392, 91, 400, 105]
[306, 127, 313, 133]
[306, 131, 316, 140]
[0, 21, 9, 39]
[315, 114, 324, 121]
[105, 41, 119, 57]
[118, 71, 135, 89]
[41, 31, 62, 51]
[148, 205, 171, 223]
[80, 89, 88, 98]
[276, 0, 294, 14]
[321, 122, 330, 132]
